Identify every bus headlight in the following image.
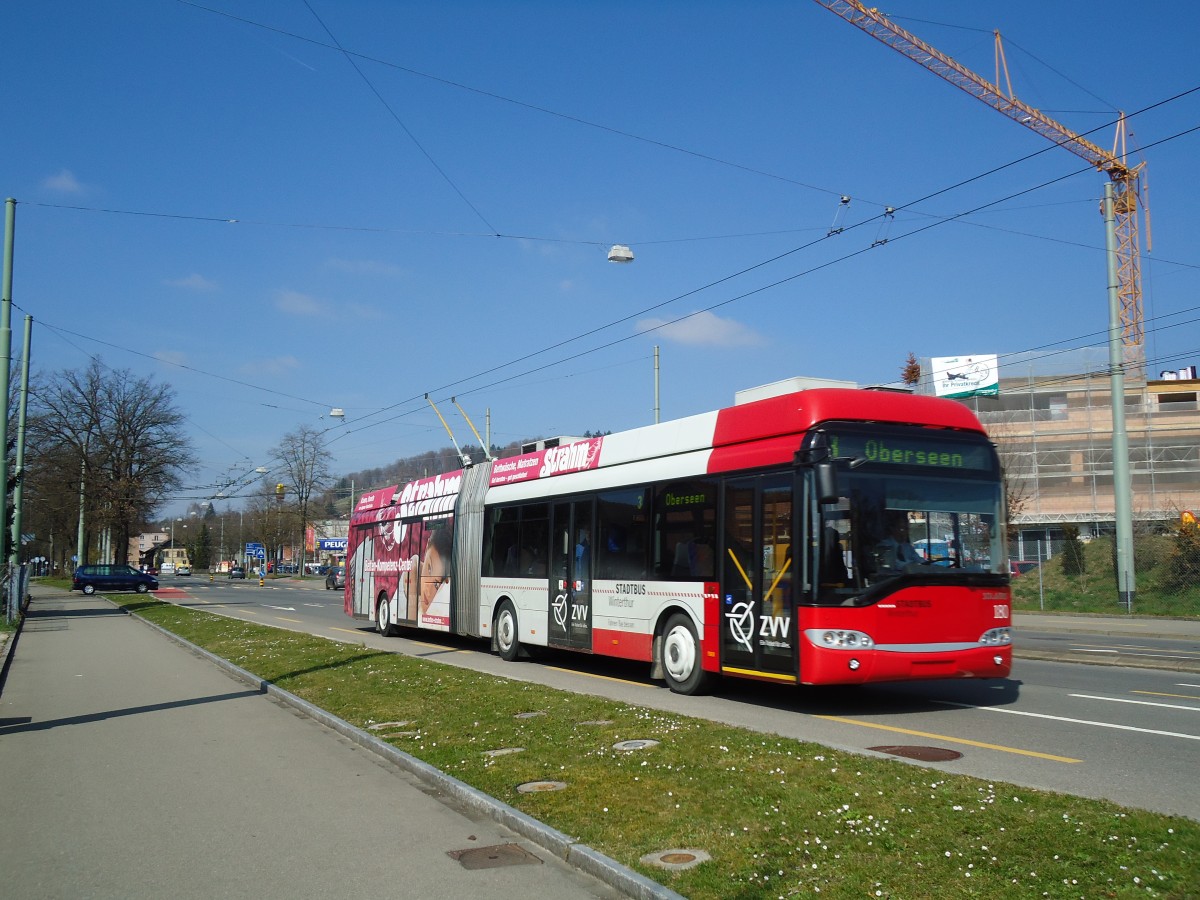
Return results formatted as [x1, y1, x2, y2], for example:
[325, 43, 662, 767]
[978, 627, 1011, 646]
[806, 629, 875, 650]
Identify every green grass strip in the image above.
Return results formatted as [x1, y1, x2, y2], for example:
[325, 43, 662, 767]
[114, 596, 1197, 899]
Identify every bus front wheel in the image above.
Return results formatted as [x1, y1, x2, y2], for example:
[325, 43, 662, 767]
[376, 595, 397, 637]
[661, 613, 713, 695]
[495, 601, 520, 662]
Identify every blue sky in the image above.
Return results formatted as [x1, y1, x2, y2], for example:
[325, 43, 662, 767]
[5, 1, 1198, 515]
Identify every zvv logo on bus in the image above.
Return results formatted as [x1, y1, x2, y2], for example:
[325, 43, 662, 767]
[552, 593, 590, 630]
[725, 601, 791, 652]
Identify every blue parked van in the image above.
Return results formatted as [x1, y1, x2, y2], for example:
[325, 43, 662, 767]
[72, 564, 159, 595]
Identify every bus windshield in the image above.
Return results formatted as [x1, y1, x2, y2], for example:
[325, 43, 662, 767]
[813, 429, 1005, 605]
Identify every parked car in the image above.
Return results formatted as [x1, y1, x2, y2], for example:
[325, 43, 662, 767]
[228, 565, 246, 579]
[72, 564, 159, 595]
[325, 566, 345, 590]
[1010, 560, 1039, 577]
[175, 564, 192, 576]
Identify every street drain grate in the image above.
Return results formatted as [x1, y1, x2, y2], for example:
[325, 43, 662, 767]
[517, 780, 568, 793]
[869, 745, 963, 762]
[447, 843, 543, 870]
[640, 849, 711, 871]
[613, 739, 660, 752]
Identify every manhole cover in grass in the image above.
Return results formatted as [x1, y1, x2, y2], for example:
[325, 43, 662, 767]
[640, 849, 711, 871]
[517, 780, 568, 793]
[613, 739, 660, 752]
[448, 843, 543, 870]
[869, 745, 963, 762]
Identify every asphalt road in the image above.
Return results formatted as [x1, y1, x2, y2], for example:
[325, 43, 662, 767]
[161, 576, 1200, 821]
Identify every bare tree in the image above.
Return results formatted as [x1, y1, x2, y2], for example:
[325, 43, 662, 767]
[28, 359, 195, 566]
[269, 425, 332, 577]
[242, 485, 292, 572]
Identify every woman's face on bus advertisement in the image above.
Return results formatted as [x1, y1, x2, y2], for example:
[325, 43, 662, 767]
[421, 540, 446, 606]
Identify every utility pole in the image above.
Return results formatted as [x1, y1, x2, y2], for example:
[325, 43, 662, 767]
[1, 200, 13, 618]
[1105, 183, 1137, 611]
[654, 345, 661, 424]
[1, 200, 14, 573]
[11, 315, 31, 574]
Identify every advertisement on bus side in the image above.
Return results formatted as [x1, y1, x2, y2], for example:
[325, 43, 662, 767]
[489, 437, 604, 486]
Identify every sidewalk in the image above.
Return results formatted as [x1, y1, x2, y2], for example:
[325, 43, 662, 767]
[0, 587, 670, 900]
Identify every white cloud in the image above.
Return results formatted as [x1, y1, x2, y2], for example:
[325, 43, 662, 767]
[43, 169, 83, 193]
[165, 273, 218, 292]
[274, 289, 323, 316]
[636, 310, 764, 347]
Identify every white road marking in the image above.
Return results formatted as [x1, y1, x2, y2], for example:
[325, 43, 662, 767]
[935, 699, 1200, 741]
[1069, 693, 1200, 713]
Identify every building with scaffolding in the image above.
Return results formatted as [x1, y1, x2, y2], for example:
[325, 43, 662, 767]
[939, 350, 1200, 549]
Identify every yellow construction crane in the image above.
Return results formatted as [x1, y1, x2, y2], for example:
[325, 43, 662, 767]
[814, 0, 1148, 369]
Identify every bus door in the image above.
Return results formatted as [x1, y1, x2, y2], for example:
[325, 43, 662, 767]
[719, 473, 798, 681]
[549, 499, 594, 650]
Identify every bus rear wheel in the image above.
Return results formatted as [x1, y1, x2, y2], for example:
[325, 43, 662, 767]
[495, 601, 519, 662]
[661, 613, 713, 695]
[376, 594, 397, 637]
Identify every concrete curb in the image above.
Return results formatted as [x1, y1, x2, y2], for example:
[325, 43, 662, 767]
[0, 630, 15, 691]
[0, 593, 29, 693]
[116, 600, 685, 900]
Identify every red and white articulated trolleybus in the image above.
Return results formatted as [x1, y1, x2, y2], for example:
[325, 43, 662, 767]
[344, 387, 1012, 694]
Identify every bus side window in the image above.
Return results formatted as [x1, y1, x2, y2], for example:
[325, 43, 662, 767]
[486, 510, 519, 577]
[654, 480, 717, 581]
[597, 488, 651, 580]
[518, 505, 549, 577]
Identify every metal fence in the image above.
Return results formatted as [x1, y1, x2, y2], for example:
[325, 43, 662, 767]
[4, 564, 30, 624]
[1008, 528, 1200, 611]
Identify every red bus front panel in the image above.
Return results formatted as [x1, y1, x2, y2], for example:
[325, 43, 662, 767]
[798, 586, 1012, 685]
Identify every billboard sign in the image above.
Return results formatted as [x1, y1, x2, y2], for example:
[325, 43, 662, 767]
[930, 355, 999, 399]
[319, 538, 348, 552]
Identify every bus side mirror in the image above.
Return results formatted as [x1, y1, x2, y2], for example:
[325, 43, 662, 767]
[815, 461, 839, 504]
